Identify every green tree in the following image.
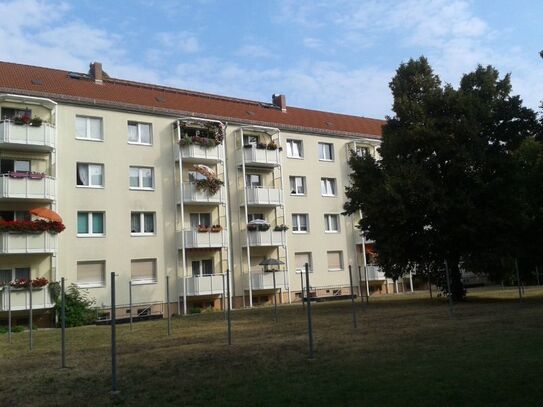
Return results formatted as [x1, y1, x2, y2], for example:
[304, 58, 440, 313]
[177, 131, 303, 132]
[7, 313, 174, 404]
[55, 284, 96, 327]
[344, 57, 539, 300]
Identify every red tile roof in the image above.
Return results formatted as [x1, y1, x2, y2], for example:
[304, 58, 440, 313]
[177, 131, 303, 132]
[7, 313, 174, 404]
[0, 61, 383, 139]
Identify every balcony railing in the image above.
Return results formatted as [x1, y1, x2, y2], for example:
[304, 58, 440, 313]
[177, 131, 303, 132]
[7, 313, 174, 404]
[0, 121, 55, 149]
[247, 270, 288, 290]
[239, 145, 280, 167]
[0, 174, 55, 200]
[181, 230, 227, 249]
[244, 230, 285, 247]
[184, 274, 225, 296]
[0, 232, 57, 254]
[181, 182, 224, 205]
[365, 265, 387, 281]
[243, 187, 283, 206]
[0, 285, 55, 311]
[180, 144, 222, 163]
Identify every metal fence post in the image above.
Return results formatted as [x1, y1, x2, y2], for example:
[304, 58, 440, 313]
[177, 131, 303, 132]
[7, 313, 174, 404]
[29, 282, 33, 351]
[129, 280, 133, 332]
[272, 270, 278, 323]
[8, 285, 12, 344]
[363, 265, 370, 304]
[515, 258, 522, 302]
[348, 265, 357, 329]
[300, 271, 305, 310]
[222, 273, 226, 321]
[166, 275, 171, 336]
[305, 263, 314, 360]
[111, 272, 117, 393]
[444, 260, 454, 318]
[227, 268, 232, 345]
[61, 277, 66, 368]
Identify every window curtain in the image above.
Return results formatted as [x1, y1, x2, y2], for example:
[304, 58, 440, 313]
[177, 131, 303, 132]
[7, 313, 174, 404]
[202, 259, 213, 275]
[0, 269, 11, 283]
[128, 123, 138, 142]
[75, 116, 87, 138]
[142, 168, 153, 188]
[144, 213, 154, 233]
[139, 124, 151, 144]
[89, 165, 102, 186]
[131, 213, 140, 233]
[77, 164, 88, 186]
[89, 118, 102, 140]
[129, 167, 139, 187]
[292, 141, 300, 157]
[15, 267, 30, 280]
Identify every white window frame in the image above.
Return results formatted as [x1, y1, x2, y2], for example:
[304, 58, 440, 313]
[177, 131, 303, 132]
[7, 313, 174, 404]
[131, 259, 158, 285]
[75, 115, 103, 141]
[76, 163, 104, 188]
[289, 176, 306, 195]
[129, 166, 154, 190]
[191, 259, 214, 276]
[324, 214, 340, 233]
[247, 213, 264, 223]
[286, 139, 303, 159]
[318, 142, 334, 161]
[0, 267, 30, 283]
[294, 252, 313, 274]
[76, 261, 106, 288]
[292, 213, 309, 233]
[246, 174, 262, 188]
[327, 251, 344, 271]
[127, 121, 153, 145]
[77, 212, 105, 237]
[131, 212, 156, 236]
[321, 178, 337, 197]
[356, 145, 370, 157]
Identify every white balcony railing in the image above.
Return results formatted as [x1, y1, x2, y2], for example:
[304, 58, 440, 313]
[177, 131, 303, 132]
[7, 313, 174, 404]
[247, 270, 288, 290]
[185, 274, 225, 296]
[0, 174, 55, 200]
[182, 230, 227, 249]
[365, 265, 387, 281]
[0, 121, 55, 149]
[244, 187, 283, 206]
[181, 182, 224, 204]
[0, 285, 55, 311]
[0, 232, 57, 254]
[239, 145, 280, 167]
[180, 144, 222, 163]
[244, 230, 285, 247]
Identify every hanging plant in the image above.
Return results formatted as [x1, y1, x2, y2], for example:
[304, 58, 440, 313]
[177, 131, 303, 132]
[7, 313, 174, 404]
[0, 220, 65, 234]
[195, 178, 224, 195]
[175, 121, 224, 146]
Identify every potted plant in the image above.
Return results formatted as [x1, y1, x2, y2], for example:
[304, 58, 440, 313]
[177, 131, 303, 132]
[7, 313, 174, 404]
[197, 224, 210, 233]
[29, 117, 43, 127]
[210, 225, 223, 233]
[274, 224, 289, 231]
[195, 177, 224, 195]
[256, 142, 267, 150]
[266, 141, 278, 150]
[258, 224, 271, 231]
[247, 224, 258, 232]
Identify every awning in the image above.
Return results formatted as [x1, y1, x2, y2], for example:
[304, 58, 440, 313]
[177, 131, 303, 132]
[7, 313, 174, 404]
[30, 207, 62, 223]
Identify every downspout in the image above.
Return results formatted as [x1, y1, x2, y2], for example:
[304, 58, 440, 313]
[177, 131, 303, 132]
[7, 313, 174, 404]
[222, 122, 234, 309]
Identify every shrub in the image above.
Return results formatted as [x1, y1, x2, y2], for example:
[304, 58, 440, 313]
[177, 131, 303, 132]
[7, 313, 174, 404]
[55, 284, 96, 327]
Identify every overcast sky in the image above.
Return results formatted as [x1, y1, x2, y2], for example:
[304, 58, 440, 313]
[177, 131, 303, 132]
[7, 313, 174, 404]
[0, 0, 541, 119]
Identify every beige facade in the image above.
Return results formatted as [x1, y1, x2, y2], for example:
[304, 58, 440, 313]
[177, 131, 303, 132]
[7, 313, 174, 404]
[0, 75, 407, 322]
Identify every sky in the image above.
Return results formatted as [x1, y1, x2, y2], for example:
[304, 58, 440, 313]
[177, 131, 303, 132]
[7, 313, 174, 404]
[0, 0, 541, 119]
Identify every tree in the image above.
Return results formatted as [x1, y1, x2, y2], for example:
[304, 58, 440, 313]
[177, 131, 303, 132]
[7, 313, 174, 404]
[344, 57, 539, 301]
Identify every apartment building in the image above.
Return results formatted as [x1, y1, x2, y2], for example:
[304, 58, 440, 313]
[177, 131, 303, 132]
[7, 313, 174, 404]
[0, 61, 410, 324]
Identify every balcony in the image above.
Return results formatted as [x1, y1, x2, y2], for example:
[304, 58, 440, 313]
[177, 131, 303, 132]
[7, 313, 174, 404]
[184, 274, 225, 296]
[0, 285, 55, 311]
[243, 187, 283, 206]
[180, 182, 225, 205]
[244, 230, 285, 247]
[0, 121, 55, 150]
[180, 144, 222, 163]
[181, 230, 227, 249]
[365, 265, 387, 281]
[239, 145, 280, 167]
[247, 270, 288, 290]
[0, 174, 55, 201]
[0, 232, 57, 254]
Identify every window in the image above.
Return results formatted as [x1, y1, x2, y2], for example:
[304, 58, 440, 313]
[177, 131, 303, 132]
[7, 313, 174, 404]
[243, 134, 259, 146]
[321, 178, 337, 196]
[188, 171, 206, 182]
[0, 211, 30, 221]
[0, 267, 30, 283]
[77, 212, 104, 236]
[0, 159, 31, 174]
[327, 251, 343, 271]
[131, 212, 155, 235]
[246, 174, 262, 188]
[76, 163, 104, 187]
[286, 139, 303, 158]
[75, 116, 103, 141]
[1, 107, 31, 120]
[77, 261, 105, 288]
[129, 167, 154, 189]
[190, 213, 211, 228]
[192, 259, 213, 276]
[247, 213, 264, 222]
[356, 145, 370, 157]
[324, 214, 340, 232]
[295, 253, 312, 273]
[318, 143, 334, 161]
[131, 259, 157, 284]
[128, 122, 152, 145]
[289, 176, 306, 195]
[292, 214, 309, 233]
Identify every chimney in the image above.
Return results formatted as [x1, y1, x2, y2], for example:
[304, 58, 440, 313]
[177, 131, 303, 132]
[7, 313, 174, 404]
[89, 62, 103, 84]
[272, 94, 287, 112]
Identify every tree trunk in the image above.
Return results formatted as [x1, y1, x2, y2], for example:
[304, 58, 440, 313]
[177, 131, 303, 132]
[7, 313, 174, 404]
[447, 258, 465, 301]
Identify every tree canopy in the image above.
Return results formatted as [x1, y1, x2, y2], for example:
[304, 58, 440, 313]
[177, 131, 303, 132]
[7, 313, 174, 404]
[344, 57, 541, 300]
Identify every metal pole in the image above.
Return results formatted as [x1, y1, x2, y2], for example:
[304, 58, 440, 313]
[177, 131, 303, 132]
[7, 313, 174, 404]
[363, 265, 370, 304]
[304, 263, 314, 360]
[111, 272, 117, 393]
[61, 277, 66, 368]
[226, 268, 232, 345]
[8, 285, 12, 344]
[348, 265, 357, 328]
[272, 270, 278, 323]
[537, 266, 540, 287]
[222, 273, 226, 320]
[357, 265, 363, 303]
[409, 270, 414, 292]
[515, 258, 522, 302]
[166, 275, 172, 336]
[129, 280, 133, 332]
[29, 281, 33, 351]
[300, 271, 305, 310]
[444, 260, 453, 318]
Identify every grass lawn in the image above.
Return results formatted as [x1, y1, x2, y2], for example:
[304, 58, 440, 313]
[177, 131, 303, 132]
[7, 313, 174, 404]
[1, 287, 542, 406]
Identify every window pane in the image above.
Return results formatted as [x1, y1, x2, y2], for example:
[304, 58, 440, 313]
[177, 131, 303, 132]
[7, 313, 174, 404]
[139, 124, 151, 144]
[78, 212, 89, 234]
[327, 252, 342, 270]
[192, 261, 201, 276]
[15, 267, 30, 280]
[77, 262, 105, 285]
[75, 117, 87, 138]
[200, 213, 211, 226]
[14, 160, 30, 172]
[143, 213, 154, 233]
[292, 215, 298, 230]
[89, 118, 102, 140]
[89, 165, 102, 186]
[295, 253, 310, 270]
[321, 179, 326, 195]
[128, 123, 138, 142]
[129, 168, 139, 187]
[142, 168, 153, 188]
[131, 213, 141, 233]
[92, 213, 104, 234]
[286, 141, 293, 157]
[293, 141, 301, 157]
[0, 269, 12, 283]
[131, 259, 156, 281]
[300, 215, 307, 231]
[330, 179, 336, 195]
[297, 178, 305, 193]
[202, 259, 213, 275]
[77, 163, 89, 186]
